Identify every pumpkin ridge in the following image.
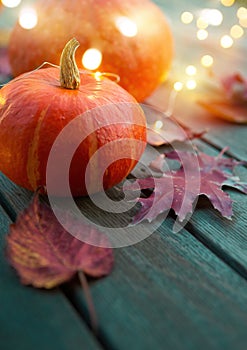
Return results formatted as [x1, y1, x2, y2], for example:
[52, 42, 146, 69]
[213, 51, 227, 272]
[26, 104, 51, 190]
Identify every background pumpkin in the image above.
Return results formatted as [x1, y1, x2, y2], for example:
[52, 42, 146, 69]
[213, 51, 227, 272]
[8, 0, 173, 102]
[0, 39, 147, 197]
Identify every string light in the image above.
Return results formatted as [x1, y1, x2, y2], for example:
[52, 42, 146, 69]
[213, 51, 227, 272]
[230, 24, 244, 38]
[237, 7, 247, 20]
[197, 29, 208, 40]
[154, 120, 163, 131]
[239, 17, 247, 28]
[199, 9, 223, 26]
[220, 35, 234, 48]
[221, 0, 235, 7]
[197, 17, 208, 29]
[201, 55, 214, 67]
[185, 65, 197, 76]
[186, 80, 197, 90]
[181, 11, 194, 24]
[173, 81, 183, 92]
[2, 0, 21, 8]
[82, 49, 102, 70]
[115, 16, 138, 37]
[18, 7, 38, 29]
[94, 72, 102, 81]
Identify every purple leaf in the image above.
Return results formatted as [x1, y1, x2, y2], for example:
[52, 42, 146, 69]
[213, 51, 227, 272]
[128, 149, 247, 223]
[6, 195, 114, 289]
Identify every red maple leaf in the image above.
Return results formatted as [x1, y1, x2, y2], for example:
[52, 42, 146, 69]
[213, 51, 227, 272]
[127, 149, 247, 223]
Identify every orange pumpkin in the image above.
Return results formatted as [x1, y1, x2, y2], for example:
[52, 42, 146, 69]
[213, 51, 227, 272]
[0, 39, 146, 196]
[8, 0, 173, 102]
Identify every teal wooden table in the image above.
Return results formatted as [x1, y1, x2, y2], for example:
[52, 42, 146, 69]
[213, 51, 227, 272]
[1, 1, 247, 349]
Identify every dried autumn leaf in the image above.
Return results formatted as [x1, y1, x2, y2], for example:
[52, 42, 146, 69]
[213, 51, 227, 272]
[127, 149, 247, 223]
[141, 103, 203, 147]
[197, 73, 247, 123]
[147, 115, 203, 146]
[6, 195, 114, 289]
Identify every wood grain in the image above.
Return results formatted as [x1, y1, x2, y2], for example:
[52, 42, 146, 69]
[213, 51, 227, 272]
[2, 168, 247, 349]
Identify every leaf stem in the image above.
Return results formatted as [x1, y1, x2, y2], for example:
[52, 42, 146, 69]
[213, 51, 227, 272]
[78, 270, 98, 334]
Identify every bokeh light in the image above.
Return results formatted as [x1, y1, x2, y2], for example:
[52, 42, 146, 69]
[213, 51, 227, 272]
[185, 65, 197, 76]
[230, 24, 244, 38]
[181, 12, 194, 24]
[221, 0, 235, 7]
[82, 49, 103, 71]
[199, 9, 223, 26]
[115, 16, 138, 37]
[197, 29, 209, 40]
[220, 35, 234, 48]
[154, 120, 163, 131]
[186, 80, 197, 90]
[18, 7, 38, 29]
[173, 82, 183, 92]
[201, 55, 214, 67]
[2, 0, 21, 8]
[197, 17, 209, 29]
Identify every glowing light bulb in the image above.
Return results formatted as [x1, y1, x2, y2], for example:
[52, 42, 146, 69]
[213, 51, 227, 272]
[199, 9, 223, 26]
[94, 71, 102, 81]
[181, 12, 194, 24]
[154, 120, 163, 131]
[19, 8, 38, 30]
[115, 16, 138, 37]
[220, 35, 234, 48]
[186, 80, 197, 90]
[82, 49, 102, 71]
[197, 17, 208, 29]
[237, 7, 247, 19]
[230, 24, 244, 38]
[221, 0, 235, 7]
[197, 29, 208, 40]
[173, 82, 183, 92]
[201, 55, 214, 67]
[2, 0, 21, 8]
[239, 17, 247, 28]
[185, 65, 197, 76]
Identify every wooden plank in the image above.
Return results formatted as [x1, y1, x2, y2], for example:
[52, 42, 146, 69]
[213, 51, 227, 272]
[2, 175, 247, 349]
[65, 219, 247, 350]
[185, 139, 247, 277]
[0, 205, 102, 350]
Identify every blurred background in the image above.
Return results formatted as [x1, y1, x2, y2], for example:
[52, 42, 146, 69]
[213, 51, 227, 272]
[0, 0, 246, 89]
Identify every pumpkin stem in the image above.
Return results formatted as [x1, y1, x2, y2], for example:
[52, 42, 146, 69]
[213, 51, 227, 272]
[60, 38, 80, 90]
